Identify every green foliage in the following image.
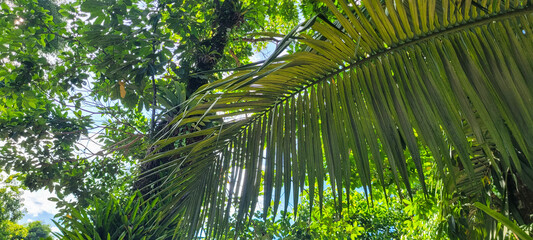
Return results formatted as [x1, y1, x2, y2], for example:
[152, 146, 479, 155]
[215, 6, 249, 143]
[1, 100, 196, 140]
[0, 176, 25, 223]
[148, 0, 533, 238]
[0, 177, 53, 239]
[401, 193, 444, 239]
[1, 0, 316, 237]
[227, 145, 446, 239]
[474, 202, 533, 240]
[25, 221, 53, 240]
[296, 190, 405, 239]
[0, 0, 307, 214]
[54, 192, 172, 240]
[227, 189, 445, 240]
[0, 0, 139, 210]
[4, 0, 533, 239]
[0, 220, 28, 240]
[0, 220, 53, 240]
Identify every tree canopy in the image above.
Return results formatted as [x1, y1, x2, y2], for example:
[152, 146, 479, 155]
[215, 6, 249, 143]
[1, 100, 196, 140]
[1, 0, 533, 239]
[0, 0, 306, 208]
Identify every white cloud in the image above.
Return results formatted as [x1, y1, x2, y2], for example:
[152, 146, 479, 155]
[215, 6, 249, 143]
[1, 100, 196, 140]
[51, 226, 60, 233]
[22, 189, 59, 217]
[25, 218, 33, 223]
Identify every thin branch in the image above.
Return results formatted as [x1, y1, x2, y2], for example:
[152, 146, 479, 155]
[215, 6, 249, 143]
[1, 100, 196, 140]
[38, 16, 82, 44]
[109, 134, 143, 153]
[241, 37, 281, 43]
[52, 99, 103, 115]
[149, 3, 162, 136]
[151, 64, 157, 135]
[53, 129, 84, 135]
[229, 49, 241, 67]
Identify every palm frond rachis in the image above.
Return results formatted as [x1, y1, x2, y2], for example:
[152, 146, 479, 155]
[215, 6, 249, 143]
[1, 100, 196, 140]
[145, 0, 533, 237]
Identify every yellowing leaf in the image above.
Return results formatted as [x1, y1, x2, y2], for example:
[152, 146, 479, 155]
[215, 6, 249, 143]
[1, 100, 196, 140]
[119, 81, 126, 98]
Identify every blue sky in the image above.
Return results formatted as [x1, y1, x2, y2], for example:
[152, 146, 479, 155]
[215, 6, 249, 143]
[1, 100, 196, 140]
[19, 189, 60, 233]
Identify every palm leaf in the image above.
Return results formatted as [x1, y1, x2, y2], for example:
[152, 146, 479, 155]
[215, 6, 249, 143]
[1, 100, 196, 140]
[474, 202, 533, 240]
[145, 0, 533, 237]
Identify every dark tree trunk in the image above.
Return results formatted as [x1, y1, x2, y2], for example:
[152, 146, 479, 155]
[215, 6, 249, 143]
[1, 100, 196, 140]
[134, 0, 243, 198]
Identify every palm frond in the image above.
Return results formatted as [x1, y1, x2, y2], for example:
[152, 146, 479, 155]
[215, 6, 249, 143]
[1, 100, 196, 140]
[145, 0, 533, 237]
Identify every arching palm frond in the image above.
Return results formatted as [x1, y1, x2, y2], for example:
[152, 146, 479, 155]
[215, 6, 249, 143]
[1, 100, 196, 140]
[145, 0, 533, 237]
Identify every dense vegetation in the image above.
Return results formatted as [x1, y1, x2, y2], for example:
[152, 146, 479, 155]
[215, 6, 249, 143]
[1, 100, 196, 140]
[2, 0, 533, 239]
[0, 177, 52, 239]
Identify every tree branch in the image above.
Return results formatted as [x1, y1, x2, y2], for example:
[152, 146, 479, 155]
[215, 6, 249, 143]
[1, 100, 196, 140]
[241, 37, 281, 43]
